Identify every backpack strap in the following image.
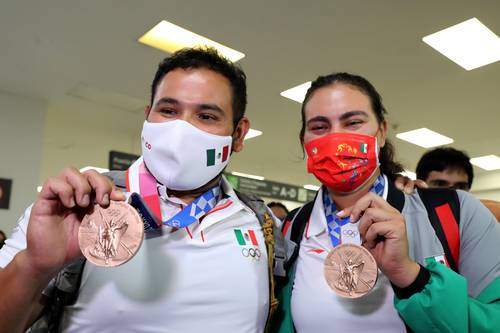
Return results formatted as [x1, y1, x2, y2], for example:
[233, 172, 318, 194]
[417, 188, 461, 272]
[234, 190, 286, 333]
[282, 199, 315, 270]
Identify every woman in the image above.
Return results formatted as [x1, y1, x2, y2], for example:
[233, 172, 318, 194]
[272, 73, 500, 332]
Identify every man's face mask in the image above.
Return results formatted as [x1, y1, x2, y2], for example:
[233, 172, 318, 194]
[141, 120, 232, 191]
[305, 132, 380, 193]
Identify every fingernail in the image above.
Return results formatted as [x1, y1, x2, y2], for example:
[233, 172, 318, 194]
[102, 193, 109, 205]
[82, 194, 90, 206]
[69, 197, 76, 207]
[336, 210, 345, 216]
[349, 214, 355, 223]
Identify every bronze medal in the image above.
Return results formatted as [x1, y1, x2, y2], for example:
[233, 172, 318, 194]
[324, 243, 378, 298]
[79, 201, 144, 267]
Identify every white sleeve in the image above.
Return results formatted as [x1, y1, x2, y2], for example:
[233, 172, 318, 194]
[0, 205, 32, 268]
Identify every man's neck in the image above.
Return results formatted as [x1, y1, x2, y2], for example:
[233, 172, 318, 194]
[167, 175, 222, 205]
[327, 170, 381, 211]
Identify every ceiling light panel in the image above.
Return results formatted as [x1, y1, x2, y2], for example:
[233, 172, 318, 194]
[280, 81, 312, 103]
[422, 17, 500, 70]
[139, 20, 245, 62]
[396, 128, 453, 148]
[470, 155, 500, 170]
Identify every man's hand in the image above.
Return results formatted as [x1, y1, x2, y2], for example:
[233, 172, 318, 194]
[21, 167, 125, 280]
[337, 192, 420, 288]
[394, 175, 428, 194]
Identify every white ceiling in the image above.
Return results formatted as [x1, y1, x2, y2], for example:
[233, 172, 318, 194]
[0, 0, 499, 187]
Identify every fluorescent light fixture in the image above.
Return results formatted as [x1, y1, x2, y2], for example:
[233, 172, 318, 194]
[244, 128, 263, 140]
[303, 184, 320, 191]
[470, 155, 500, 170]
[80, 166, 110, 174]
[231, 171, 265, 181]
[422, 17, 500, 70]
[138, 20, 245, 62]
[396, 128, 453, 148]
[280, 81, 312, 103]
[401, 170, 417, 181]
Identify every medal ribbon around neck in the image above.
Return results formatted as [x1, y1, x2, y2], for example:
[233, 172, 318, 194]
[323, 174, 385, 247]
[126, 157, 220, 228]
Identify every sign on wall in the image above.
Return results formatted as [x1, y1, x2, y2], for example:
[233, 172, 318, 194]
[0, 178, 12, 209]
[109, 151, 140, 171]
[225, 174, 317, 203]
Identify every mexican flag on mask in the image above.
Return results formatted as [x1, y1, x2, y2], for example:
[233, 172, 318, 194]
[207, 145, 230, 166]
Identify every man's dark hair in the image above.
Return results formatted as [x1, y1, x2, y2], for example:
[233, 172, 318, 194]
[150, 47, 247, 127]
[0, 230, 6, 249]
[267, 201, 289, 214]
[416, 147, 474, 189]
[299, 72, 404, 180]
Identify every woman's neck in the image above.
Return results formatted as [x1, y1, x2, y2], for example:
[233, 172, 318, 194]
[327, 170, 381, 211]
[167, 175, 222, 205]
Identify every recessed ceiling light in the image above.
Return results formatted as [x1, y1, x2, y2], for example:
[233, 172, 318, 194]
[303, 184, 320, 191]
[244, 128, 263, 140]
[80, 166, 110, 174]
[422, 17, 500, 70]
[280, 81, 312, 103]
[138, 20, 245, 62]
[396, 128, 453, 148]
[400, 170, 417, 181]
[231, 171, 265, 181]
[470, 155, 500, 170]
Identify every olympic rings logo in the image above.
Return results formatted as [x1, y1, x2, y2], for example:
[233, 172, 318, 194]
[242, 247, 261, 259]
[342, 229, 359, 237]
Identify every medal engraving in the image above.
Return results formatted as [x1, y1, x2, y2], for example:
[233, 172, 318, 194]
[324, 244, 378, 298]
[79, 201, 144, 267]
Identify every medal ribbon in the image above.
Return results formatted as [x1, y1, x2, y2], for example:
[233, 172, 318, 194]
[126, 157, 220, 228]
[323, 174, 385, 247]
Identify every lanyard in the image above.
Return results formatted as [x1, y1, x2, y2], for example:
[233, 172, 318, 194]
[323, 175, 385, 247]
[126, 157, 220, 229]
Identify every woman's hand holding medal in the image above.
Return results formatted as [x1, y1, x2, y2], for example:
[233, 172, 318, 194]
[337, 192, 421, 288]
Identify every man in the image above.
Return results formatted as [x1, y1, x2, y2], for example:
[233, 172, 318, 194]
[416, 147, 500, 221]
[0, 231, 6, 249]
[0, 48, 283, 333]
[416, 147, 473, 191]
[268, 202, 289, 222]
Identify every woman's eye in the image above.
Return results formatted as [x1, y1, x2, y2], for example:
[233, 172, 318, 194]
[309, 123, 328, 131]
[347, 120, 362, 127]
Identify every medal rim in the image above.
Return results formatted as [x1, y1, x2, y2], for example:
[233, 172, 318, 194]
[323, 243, 378, 298]
[78, 201, 144, 267]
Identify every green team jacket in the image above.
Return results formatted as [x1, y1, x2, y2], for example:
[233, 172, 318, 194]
[270, 184, 500, 333]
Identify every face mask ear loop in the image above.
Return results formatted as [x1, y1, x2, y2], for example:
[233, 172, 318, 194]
[229, 119, 243, 156]
[374, 127, 381, 167]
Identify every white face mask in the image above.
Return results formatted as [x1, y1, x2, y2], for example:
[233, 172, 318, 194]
[141, 120, 233, 191]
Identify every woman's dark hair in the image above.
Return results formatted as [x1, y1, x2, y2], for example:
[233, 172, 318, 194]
[299, 72, 404, 180]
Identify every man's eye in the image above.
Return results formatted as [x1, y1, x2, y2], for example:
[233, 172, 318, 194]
[199, 113, 217, 121]
[432, 180, 449, 187]
[160, 109, 176, 115]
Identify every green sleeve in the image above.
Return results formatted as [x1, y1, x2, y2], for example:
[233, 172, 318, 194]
[269, 268, 296, 333]
[394, 261, 500, 333]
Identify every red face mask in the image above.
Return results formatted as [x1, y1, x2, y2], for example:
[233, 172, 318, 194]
[305, 132, 380, 193]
